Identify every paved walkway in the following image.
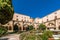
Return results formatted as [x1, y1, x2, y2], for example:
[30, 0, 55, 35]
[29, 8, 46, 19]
[0, 34, 20, 40]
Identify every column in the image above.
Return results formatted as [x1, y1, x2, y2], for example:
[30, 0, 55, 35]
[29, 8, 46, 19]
[12, 20, 14, 32]
[56, 20, 59, 30]
[21, 22, 23, 31]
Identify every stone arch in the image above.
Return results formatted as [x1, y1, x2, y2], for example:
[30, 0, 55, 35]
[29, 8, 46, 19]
[18, 23, 21, 31]
[23, 24, 28, 31]
[47, 22, 56, 30]
[48, 23, 55, 26]
[9, 26, 12, 30]
[58, 25, 60, 30]
[13, 24, 19, 32]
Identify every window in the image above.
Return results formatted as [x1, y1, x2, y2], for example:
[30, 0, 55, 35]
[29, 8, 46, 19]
[16, 19, 18, 21]
[24, 20, 26, 22]
[47, 19, 48, 21]
[55, 16, 57, 19]
[55, 13, 57, 14]
[16, 16, 18, 17]
[24, 17, 26, 19]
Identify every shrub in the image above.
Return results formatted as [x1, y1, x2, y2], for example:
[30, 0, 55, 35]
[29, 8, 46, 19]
[39, 24, 46, 31]
[0, 26, 7, 37]
[41, 30, 53, 40]
[20, 31, 42, 40]
[26, 25, 33, 31]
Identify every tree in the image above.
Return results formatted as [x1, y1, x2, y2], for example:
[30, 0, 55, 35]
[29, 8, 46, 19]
[0, 0, 14, 24]
[0, 0, 14, 37]
[39, 24, 46, 31]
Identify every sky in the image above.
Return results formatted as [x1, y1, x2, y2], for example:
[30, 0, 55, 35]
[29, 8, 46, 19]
[12, 0, 60, 18]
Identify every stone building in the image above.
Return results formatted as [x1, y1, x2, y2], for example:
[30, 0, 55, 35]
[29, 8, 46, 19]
[34, 10, 60, 30]
[2, 9, 60, 32]
[2, 13, 34, 32]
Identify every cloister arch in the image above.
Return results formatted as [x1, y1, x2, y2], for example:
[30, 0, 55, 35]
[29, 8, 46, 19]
[47, 22, 56, 30]
[58, 25, 60, 30]
[23, 24, 29, 31]
[13, 24, 19, 32]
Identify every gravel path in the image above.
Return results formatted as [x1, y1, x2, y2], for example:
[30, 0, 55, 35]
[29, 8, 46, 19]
[0, 34, 20, 40]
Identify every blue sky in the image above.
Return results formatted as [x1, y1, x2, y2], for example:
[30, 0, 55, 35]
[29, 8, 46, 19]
[12, 0, 60, 18]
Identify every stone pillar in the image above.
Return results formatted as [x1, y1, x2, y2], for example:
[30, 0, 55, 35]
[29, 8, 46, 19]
[56, 20, 59, 30]
[12, 25, 14, 32]
[18, 26, 20, 31]
[12, 20, 14, 32]
[21, 22, 23, 31]
[34, 24, 37, 30]
[21, 26, 23, 31]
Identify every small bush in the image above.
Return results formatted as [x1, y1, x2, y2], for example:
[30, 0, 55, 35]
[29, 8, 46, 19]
[0, 26, 7, 37]
[41, 30, 53, 40]
[20, 31, 42, 40]
[26, 25, 34, 31]
[39, 23, 46, 31]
